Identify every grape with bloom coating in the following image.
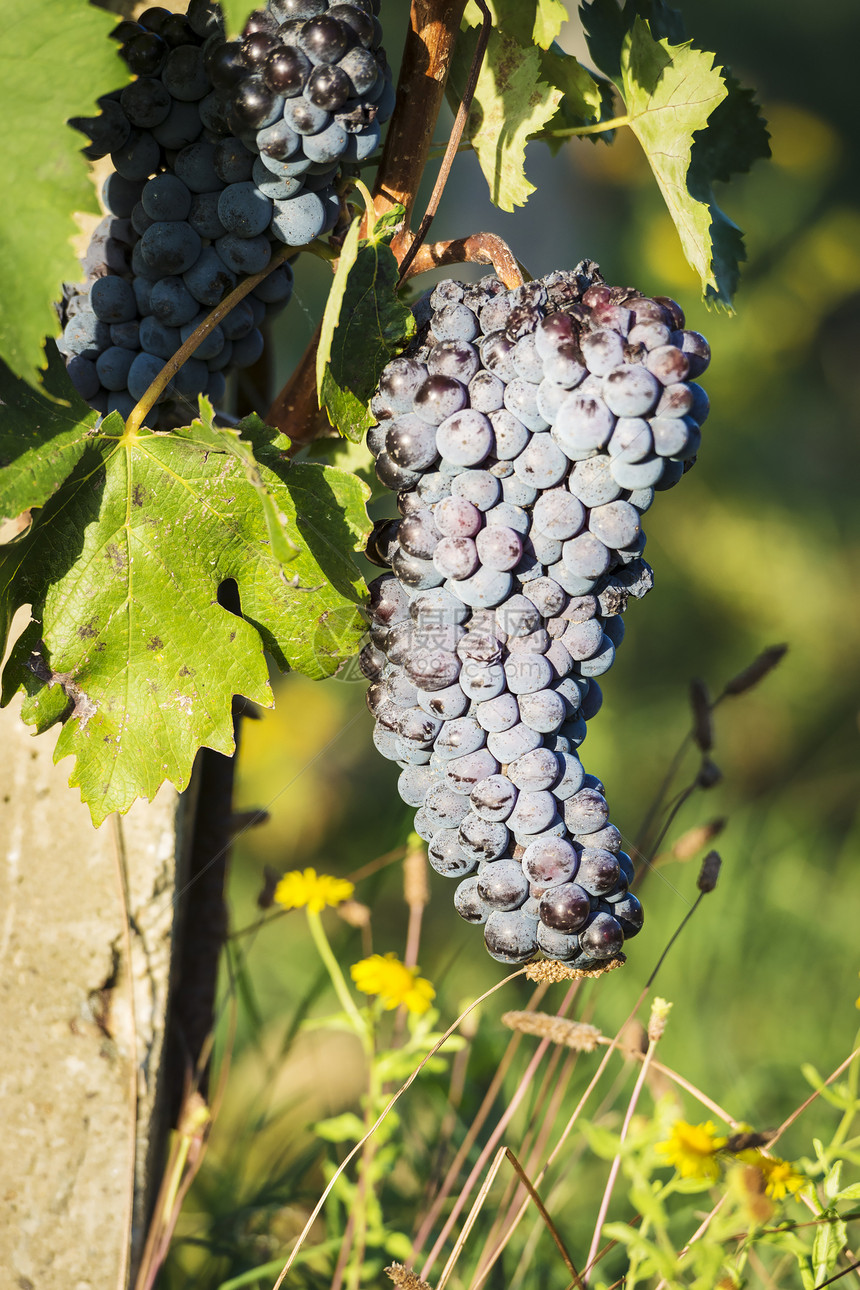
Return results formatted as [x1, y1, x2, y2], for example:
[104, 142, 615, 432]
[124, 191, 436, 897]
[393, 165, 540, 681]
[61, 0, 394, 424]
[365, 263, 709, 964]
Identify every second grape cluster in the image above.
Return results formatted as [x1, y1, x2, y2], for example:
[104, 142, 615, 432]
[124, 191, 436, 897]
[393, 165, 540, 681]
[363, 263, 711, 968]
[59, 0, 393, 426]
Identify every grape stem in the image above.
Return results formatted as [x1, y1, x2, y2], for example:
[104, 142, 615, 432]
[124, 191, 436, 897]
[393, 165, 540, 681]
[121, 242, 331, 439]
[265, 227, 524, 447]
[401, 232, 525, 290]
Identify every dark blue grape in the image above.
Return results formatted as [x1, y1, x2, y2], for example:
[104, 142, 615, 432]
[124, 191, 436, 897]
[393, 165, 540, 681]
[141, 174, 192, 222]
[127, 351, 167, 403]
[96, 346, 137, 392]
[538, 882, 590, 933]
[139, 221, 202, 275]
[217, 182, 273, 238]
[174, 140, 221, 193]
[111, 129, 161, 182]
[162, 44, 209, 100]
[151, 98, 203, 149]
[231, 77, 284, 130]
[215, 233, 272, 275]
[484, 910, 538, 963]
[270, 191, 326, 245]
[579, 911, 624, 959]
[139, 316, 180, 360]
[90, 276, 137, 324]
[454, 877, 490, 925]
[183, 247, 236, 305]
[188, 191, 228, 239]
[253, 263, 294, 304]
[149, 276, 200, 326]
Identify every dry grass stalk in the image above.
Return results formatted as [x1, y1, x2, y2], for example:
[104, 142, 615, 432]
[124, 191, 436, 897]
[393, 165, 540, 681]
[689, 678, 714, 751]
[502, 1010, 604, 1052]
[697, 850, 722, 893]
[385, 1263, 433, 1290]
[337, 899, 371, 928]
[722, 643, 788, 696]
[403, 841, 430, 908]
[672, 817, 726, 859]
[526, 955, 626, 983]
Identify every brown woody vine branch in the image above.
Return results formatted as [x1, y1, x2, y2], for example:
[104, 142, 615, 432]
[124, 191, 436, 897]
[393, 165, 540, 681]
[402, 233, 524, 290]
[396, 0, 492, 282]
[371, 0, 469, 232]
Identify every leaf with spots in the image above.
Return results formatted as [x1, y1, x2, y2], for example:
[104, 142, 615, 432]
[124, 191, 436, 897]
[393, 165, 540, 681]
[0, 400, 371, 825]
[448, 25, 563, 211]
[0, 0, 130, 386]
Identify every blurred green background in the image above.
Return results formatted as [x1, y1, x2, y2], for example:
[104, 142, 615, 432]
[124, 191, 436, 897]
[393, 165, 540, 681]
[168, 0, 860, 1281]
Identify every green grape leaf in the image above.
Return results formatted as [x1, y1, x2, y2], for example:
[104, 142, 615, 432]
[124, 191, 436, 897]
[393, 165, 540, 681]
[464, 0, 567, 48]
[0, 348, 99, 523]
[317, 214, 415, 444]
[619, 20, 730, 301]
[539, 41, 613, 149]
[0, 0, 130, 386]
[688, 68, 771, 187]
[189, 412, 300, 566]
[0, 401, 371, 825]
[317, 215, 362, 403]
[534, 0, 570, 47]
[582, 3, 768, 306]
[581, 0, 686, 81]
[448, 27, 563, 212]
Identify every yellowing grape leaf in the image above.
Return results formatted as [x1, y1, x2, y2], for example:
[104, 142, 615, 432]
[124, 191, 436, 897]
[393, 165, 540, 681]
[534, 0, 570, 48]
[449, 27, 563, 212]
[0, 0, 130, 386]
[619, 19, 728, 299]
[1, 397, 371, 824]
[464, 0, 566, 48]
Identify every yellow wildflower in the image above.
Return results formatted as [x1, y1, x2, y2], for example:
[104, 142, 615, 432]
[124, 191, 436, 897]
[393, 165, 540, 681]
[351, 953, 436, 1015]
[274, 868, 354, 913]
[736, 1150, 807, 1200]
[657, 1120, 727, 1182]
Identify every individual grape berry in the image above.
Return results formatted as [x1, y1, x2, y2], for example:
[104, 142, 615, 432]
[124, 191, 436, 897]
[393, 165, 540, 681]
[484, 911, 538, 964]
[579, 911, 625, 959]
[477, 859, 529, 911]
[454, 877, 490, 925]
[538, 882, 590, 933]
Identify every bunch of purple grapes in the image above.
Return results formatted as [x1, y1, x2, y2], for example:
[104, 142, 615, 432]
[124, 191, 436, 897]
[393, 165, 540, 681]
[59, 0, 392, 426]
[363, 262, 711, 966]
